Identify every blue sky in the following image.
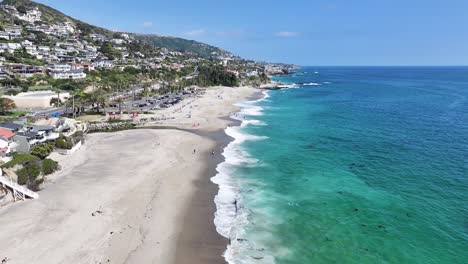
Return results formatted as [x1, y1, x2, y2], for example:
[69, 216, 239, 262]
[36, 0, 468, 66]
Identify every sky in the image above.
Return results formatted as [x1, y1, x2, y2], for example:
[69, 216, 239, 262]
[35, 0, 468, 66]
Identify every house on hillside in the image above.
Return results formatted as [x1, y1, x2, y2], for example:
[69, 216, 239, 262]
[16, 7, 42, 23]
[49, 69, 86, 79]
[5, 26, 22, 39]
[89, 34, 107, 42]
[111, 39, 125, 45]
[0, 32, 10, 40]
[95, 60, 114, 69]
[48, 63, 72, 72]
[7, 64, 44, 78]
[0, 69, 9, 80]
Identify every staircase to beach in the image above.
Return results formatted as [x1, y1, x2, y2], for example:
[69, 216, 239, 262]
[0, 176, 39, 200]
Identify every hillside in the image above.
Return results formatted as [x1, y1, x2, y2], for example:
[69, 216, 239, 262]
[134, 34, 231, 58]
[0, 0, 231, 58]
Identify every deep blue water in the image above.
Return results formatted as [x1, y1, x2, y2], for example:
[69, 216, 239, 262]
[214, 67, 468, 264]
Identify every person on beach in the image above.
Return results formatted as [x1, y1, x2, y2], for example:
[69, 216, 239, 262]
[193, 149, 196, 154]
[211, 150, 215, 156]
[2, 257, 9, 263]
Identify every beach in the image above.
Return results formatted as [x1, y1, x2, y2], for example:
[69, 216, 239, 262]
[0, 86, 258, 264]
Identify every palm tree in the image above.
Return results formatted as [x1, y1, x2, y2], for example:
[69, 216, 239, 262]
[53, 86, 61, 108]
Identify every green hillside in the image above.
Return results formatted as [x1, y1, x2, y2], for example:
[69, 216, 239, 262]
[134, 34, 231, 58]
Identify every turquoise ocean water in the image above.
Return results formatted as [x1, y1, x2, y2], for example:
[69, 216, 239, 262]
[212, 67, 468, 264]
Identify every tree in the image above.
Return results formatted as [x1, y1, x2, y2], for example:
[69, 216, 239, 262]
[16, 162, 41, 186]
[31, 144, 54, 159]
[0, 98, 16, 114]
[50, 97, 61, 107]
[42, 159, 59, 175]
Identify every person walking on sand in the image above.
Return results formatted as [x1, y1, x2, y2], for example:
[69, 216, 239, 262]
[193, 149, 196, 154]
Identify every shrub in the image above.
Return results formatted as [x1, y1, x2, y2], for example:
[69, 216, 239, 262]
[17, 172, 28, 185]
[55, 137, 73, 150]
[2, 153, 40, 168]
[31, 144, 54, 159]
[16, 162, 41, 185]
[42, 159, 59, 175]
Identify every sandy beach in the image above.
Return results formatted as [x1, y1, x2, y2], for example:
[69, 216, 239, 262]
[0, 86, 258, 264]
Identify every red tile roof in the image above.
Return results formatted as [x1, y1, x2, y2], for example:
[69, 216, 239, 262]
[0, 128, 15, 139]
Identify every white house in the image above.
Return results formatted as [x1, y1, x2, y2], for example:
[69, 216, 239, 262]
[38, 46, 51, 52]
[89, 34, 107, 42]
[21, 40, 33, 47]
[111, 39, 125, 45]
[0, 43, 22, 53]
[0, 128, 16, 159]
[49, 69, 86, 80]
[16, 7, 42, 23]
[246, 70, 259, 77]
[25, 46, 39, 56]
[95, 60, 114, 69]
[0, 32, 9, 40]
[48, 63, 72, 72]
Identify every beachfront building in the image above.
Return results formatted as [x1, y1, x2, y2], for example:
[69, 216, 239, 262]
[0, 128, 16, 158]
[29, 126, 59, 141]
[3, 91, 70, 108]
[0, 122, 60, 153]
[14, 131, 41, 153]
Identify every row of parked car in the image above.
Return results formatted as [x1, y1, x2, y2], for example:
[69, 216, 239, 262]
[128, 94, 184, 110]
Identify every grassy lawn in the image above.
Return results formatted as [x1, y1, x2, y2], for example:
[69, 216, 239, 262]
[6, 110, 30, 117]
[0, 111, 30, 122]
[2, 153, 40, 168]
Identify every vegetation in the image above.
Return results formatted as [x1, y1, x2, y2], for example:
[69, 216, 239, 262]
[55, 136, 74, 150]
[0, 98, 17, 115]
[16, 162, 40, 186]
[192, 65, 239, 87]
[2, 153, 40, 168]
[30, 143, 54, 159]
[42, 158, 58, 175]
[135, 34, 230, 58]
[55, 131, 83, 149]
[99, 42, 122, 60]
[10, 49, 47, 66]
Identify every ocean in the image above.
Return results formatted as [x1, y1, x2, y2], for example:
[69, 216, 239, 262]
[212, 67, 468, 264]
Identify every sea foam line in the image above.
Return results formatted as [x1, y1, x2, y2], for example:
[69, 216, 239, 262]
[211, 91, 275, 264]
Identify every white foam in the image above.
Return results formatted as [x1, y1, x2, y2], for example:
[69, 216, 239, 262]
[211, 92, 276, 264]
[302, 82, 322, 86]
[242, 119, 267, 127]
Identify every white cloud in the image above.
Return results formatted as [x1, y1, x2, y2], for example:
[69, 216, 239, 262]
[215, 30, 244, 37]
[142, 21, 153, 28]
[275, 31, 301, 38]
[183, 29, 207, 37]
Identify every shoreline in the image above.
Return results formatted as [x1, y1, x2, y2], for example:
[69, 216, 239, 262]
[0, 86, 260, 264]
[173, 92, 263, 263]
